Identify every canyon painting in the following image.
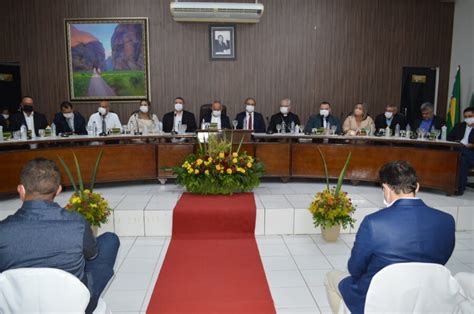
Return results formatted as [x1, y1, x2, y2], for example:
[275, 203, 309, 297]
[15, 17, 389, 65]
[65, 18, 149, 101]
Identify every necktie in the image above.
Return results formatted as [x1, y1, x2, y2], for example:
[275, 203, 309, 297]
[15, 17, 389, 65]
[102, 117, 106, 134]
[248, 113, 253, 130]
[68, 118, 74, 132]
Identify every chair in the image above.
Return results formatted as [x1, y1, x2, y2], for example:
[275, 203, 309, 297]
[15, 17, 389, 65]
[362, 263, 473, 313]
[0, 268, 109, 314]
[199, 104, 227, 124]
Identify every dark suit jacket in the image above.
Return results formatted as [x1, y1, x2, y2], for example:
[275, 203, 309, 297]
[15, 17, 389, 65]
[0, 200, 97, 289]
[162, 110, 197, 133]
[304, 114, 342, 134]
[235, 111, 266, 133]
[268, 112, 301, 133]
[339, 199, 455, 314]
[413, 115, 445, 132]
[0, 115, 11, 132]
[10, 111, 48, 136]
[53, 112, 87, 135]
[374, 113, 407, 131]
[448, 122, 474, 144]
[203, 113, 231, 129]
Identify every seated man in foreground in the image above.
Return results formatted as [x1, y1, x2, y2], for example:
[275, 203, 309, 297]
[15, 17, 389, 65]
[324, 160, 455, 314]
[0, 158, 120, 313]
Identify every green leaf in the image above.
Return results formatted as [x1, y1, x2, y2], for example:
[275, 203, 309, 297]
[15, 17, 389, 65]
[90, 149, 104, 191]
[317, 147, 330, 190]
[335, 151, 351, 195]
[57, 156, 78, 193]
[236, 136, 244, 154]
[72, 153, 84, 191]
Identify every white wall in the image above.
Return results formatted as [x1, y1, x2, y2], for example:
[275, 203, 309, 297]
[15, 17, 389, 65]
[448, 0, 474, 111]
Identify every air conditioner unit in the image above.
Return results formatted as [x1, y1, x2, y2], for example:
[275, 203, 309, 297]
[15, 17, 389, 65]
[170, 2, 264, 23]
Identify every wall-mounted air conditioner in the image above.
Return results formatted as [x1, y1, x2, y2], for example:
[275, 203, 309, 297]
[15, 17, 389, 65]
[170, 1, 264, 23]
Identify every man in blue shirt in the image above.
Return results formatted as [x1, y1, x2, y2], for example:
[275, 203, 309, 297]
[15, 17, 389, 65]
[324, 160, 455, 314]
[413, 102, 445, 133]
[0, 158, 120, 313]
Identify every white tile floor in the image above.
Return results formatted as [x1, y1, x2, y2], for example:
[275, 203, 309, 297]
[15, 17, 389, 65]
[1, 181, 473, 313]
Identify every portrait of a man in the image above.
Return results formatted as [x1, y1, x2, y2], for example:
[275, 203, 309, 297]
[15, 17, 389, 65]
[210, 25, 236, 60]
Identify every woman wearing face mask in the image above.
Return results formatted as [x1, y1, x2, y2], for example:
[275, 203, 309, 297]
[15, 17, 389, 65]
[127, 100, 160, 134]
[342, 103, 375, 136]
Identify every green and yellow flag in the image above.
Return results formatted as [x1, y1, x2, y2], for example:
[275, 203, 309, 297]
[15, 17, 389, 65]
[447, 66, 461, 132]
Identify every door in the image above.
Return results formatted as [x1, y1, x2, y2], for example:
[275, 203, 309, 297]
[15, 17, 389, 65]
[0, 63, 22, 113]
[400, 67, 437, 126]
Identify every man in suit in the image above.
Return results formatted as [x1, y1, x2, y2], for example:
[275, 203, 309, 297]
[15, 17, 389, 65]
[203, 100, 231, 129]
[304, 101, 341, 134]
[374, 104, 407, 132]
[0, 158, 120, 313]
[324, 160, 455, 314]
[162, 97, 197, 133]
[214, 34, 230, 54]
[448, 106, 474, 195]
[413, 102, 445, 133]
[235, 97, 266, 133]
[53, 101, 87, 135]
[268, 99, 301, 133]
[10, 96, 48, 137]
[0, 106, 11, 132]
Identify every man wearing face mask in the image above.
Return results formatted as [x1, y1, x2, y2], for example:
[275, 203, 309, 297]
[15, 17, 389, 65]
[448, 106, 474, 195]
[324, 160, 455, 314]
[0, 106, 11, 132]
[235, 98, 266, 133]
[162, 97, 197, 133]
[203, 100, 231, 130]
[87, 100, 122, 135]
[268, 99, 300, 133]
[304, 101, 341, 134]
[10, 96, 48, 137]
[52, 101, 87, 135]
[374, 104, 407, 132]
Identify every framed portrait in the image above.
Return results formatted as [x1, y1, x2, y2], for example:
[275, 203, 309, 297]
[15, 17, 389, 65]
[65, 18, 150, 101]
[209, 25, 236, 60]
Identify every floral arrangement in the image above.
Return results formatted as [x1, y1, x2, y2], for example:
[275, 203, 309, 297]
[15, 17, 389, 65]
[174, 132, 264, 194]
[58, 150, 111, 227]
[308, 148, 356, 229]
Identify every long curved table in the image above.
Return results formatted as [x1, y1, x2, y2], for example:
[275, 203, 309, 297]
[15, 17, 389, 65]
[0, 132, 462, 196]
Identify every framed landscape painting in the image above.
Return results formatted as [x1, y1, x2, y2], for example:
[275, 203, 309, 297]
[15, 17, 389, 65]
[65, 18, 150, 101]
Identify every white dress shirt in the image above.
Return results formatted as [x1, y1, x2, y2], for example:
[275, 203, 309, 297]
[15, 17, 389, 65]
[461, 125, 472, 145]
[211, 115, 222, 129]
[173, 111, 183, 132]
[23, 112, 35, 133]
[87, 112, 122, 134]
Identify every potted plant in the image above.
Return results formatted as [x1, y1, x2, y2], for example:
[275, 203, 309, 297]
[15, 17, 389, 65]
[58, 150, 112, 235]
[308, 148, 356, 241]
[173, 132, 264, 194]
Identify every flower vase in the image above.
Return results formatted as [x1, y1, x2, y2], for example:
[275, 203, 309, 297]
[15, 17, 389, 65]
[321, 225, 341, 242]
[91, 225, 99, 237]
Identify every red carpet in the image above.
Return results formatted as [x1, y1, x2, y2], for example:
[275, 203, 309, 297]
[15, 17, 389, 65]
[146, 193, 275, 314]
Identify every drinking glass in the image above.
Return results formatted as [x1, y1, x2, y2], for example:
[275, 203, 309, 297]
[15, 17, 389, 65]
[276, 124, 282, 134]
[122, 125, 129, 134]
[232, 120, 238, 130]
[38, 129, 45, 137]
[330, 125, 337, 135]
[179, 124, 187, 134]
[299, 125, 304, 133]
[13, 131, 21, 140]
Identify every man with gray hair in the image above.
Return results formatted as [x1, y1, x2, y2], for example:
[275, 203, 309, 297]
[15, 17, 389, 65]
[268, 98, 300, 133]
[413, 102, 445, 133]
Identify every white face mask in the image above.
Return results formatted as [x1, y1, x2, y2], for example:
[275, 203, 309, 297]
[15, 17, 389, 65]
[140, 105, 149, 113]
[354, 109, 363, 116]
[320, 109, 329, 117]
[98, 107, 107, 115]
[175, 103, 183, 112]
[212, 110, 221, 117]
[2, 114, 9, 119]
[63, 112, 74, 119]
[385, 111, 393, 119]
[465, 117, 474, 125]
[246, 105, 255, 113]
[280, 106, 289, 114]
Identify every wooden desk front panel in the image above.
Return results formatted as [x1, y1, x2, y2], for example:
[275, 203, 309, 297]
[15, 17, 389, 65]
[157, 143, 195, 178]
[0, 144, 156, 194]
[255, 143, 291, 176]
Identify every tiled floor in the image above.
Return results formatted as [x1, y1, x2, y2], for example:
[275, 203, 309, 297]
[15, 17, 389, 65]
[0, 181, 473, 313]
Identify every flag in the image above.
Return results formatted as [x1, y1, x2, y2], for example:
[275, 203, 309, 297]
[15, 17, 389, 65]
[447, 66, 461, 132]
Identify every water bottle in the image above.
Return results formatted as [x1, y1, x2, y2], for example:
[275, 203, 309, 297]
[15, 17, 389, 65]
[441, 125, 447, 141]
[92, 121, 97, 136]
[281, 121, 286, 134]
[395, 124, 400, 137]
[51, 123, 56, 136]
[201, 119, 205, 129]
[0, 125, 3, 142]
[405, 124, 411, 138]
[295, 124, 300, 134]
[385, 126, 391, 137]
[290, 121, 295, 134]
[20, 124, 27, 140]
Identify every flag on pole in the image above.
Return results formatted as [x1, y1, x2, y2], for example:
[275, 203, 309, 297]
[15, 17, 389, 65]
[447, 66, 461, 132]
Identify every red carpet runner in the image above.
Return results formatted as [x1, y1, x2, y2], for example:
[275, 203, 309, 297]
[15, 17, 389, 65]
[147, 193, 275, 314]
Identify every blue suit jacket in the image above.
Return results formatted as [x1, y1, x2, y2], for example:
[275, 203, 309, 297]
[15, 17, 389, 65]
[339, 198, 455, 314]
[304, 114, 342, 134]
[235, 111, 266, 133]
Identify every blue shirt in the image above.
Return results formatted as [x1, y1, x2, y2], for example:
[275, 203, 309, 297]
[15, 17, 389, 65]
[419, 119, 433, 132]
[0, 200, 97, 286]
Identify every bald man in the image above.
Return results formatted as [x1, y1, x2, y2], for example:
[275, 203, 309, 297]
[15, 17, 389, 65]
[87, 100, 122, 135]
[10, 96, 48, 137]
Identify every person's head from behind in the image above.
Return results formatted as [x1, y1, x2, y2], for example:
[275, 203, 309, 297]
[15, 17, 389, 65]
[212, 101, 222, 117]
[420, 102, 434, 121]
[379, 160, 419, 205]
[60, 101, 74, 119]
[280, 99, 291, 115]
[353, 102, 368, 119]
[319, 101, 331, 117]
[244, 97, 256, 113]
[174, 97, 184, 112]
[18, 158, 62, 202]
[463, 107, 474, 127]
[21, 96, 34, 115]
[98, 100, 110, 116]
[384, 104, 398, 119]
